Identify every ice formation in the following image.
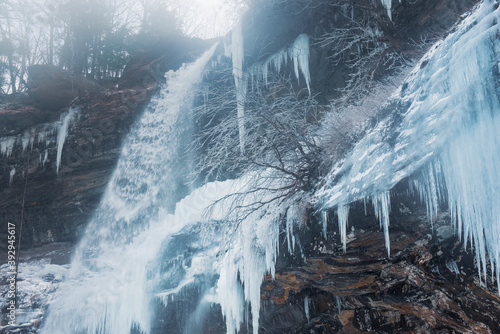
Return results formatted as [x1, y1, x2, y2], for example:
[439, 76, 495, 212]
[231, 20, 247, 154]
[290, 34, 311, 95]
[0, 137, 16, 157]
[216, 176, 284, 334]
[229, 30, 312, 154]
[42, 149, 48, 166]
[0, 121, 58, 163]
[0, 259, 69, 326]
[318, 1, 500, 289]
[9, 168, 15, 186]
[381, 0, 393, 20]
[304, 295, 310, 322]
[56, 107, 79, 173]
[251, 33, 311, 95]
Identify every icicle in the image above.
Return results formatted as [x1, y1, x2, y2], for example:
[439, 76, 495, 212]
[231, 20, 247, 155]
[43, 150, 48, 167]
[252, 34, 311, 95]
[290, 34, 311, 95]
[381, 0, 392, 21]
[0, 137, 16, 157]
[304, 295, 310, 322]
[372, 192, 391, 257]
[9, 168, 15, 186]
[335, 295, 342, 315]
[446, 260, 460, 275]
[236, 74, 248, 155]
[38, 123, 57, 144]
[321, 210, 328, 239]
[21, 131, 31, 153]
[337, 205, 349, 253]
[56, 107, 79, 174]
[286, 205, 297, 253]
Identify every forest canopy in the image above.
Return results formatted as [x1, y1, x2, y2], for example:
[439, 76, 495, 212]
[0, 0, 241, 94]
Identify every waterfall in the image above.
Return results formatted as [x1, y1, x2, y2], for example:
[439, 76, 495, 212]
[41, 44, 217, 334]
[38, 2, 500, 334]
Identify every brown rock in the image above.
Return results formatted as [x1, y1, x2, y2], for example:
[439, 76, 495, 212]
[27, 65, 101, 111]
[0, 105, 59, 137]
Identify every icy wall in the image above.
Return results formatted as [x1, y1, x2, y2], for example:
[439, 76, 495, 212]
[317, 1, 500, 290]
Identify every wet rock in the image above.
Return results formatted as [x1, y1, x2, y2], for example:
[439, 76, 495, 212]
[0, 106, 59, 138]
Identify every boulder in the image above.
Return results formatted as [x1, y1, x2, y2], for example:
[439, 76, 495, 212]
[27, 65, 101, 111]
[0, 105, 59, 137]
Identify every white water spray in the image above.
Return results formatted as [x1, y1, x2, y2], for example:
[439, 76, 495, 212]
[41, 45, 217, 334]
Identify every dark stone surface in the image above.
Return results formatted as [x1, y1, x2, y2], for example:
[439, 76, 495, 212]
[0, 105, 60, 138]
[252, 194, 500, 333]
[27, 65, 101, 111]
[241, 0, 479, 102]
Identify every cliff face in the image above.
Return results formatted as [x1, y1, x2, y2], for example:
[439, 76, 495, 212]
[256, 195, 500, 333]
[0, 0, 479, 251]
[2, 0, 499, 333]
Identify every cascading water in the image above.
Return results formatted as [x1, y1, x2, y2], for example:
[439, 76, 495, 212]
[41, 45, 218, 334]
[38, 2, 500, 334]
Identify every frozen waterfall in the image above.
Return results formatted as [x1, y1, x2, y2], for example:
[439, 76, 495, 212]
[317, 1, 500, 290]
[37, 2, 500, 334]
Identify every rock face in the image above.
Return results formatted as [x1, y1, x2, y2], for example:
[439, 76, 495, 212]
[0, 105, 60, 138]
[242, 0, 478, 102]
[255, 195, 500, 333]
[1, 0, 497, 333]
[27, 65, 101, 111]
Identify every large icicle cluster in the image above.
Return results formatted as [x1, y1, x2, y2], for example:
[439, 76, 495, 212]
[0, 120, 60, 158]
[251, 34, 311, 95]
[227, 28, 312, 153]
[317, 1, 500, 290]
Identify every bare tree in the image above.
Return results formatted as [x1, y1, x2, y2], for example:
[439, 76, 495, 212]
[191, 67, 324, 218]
